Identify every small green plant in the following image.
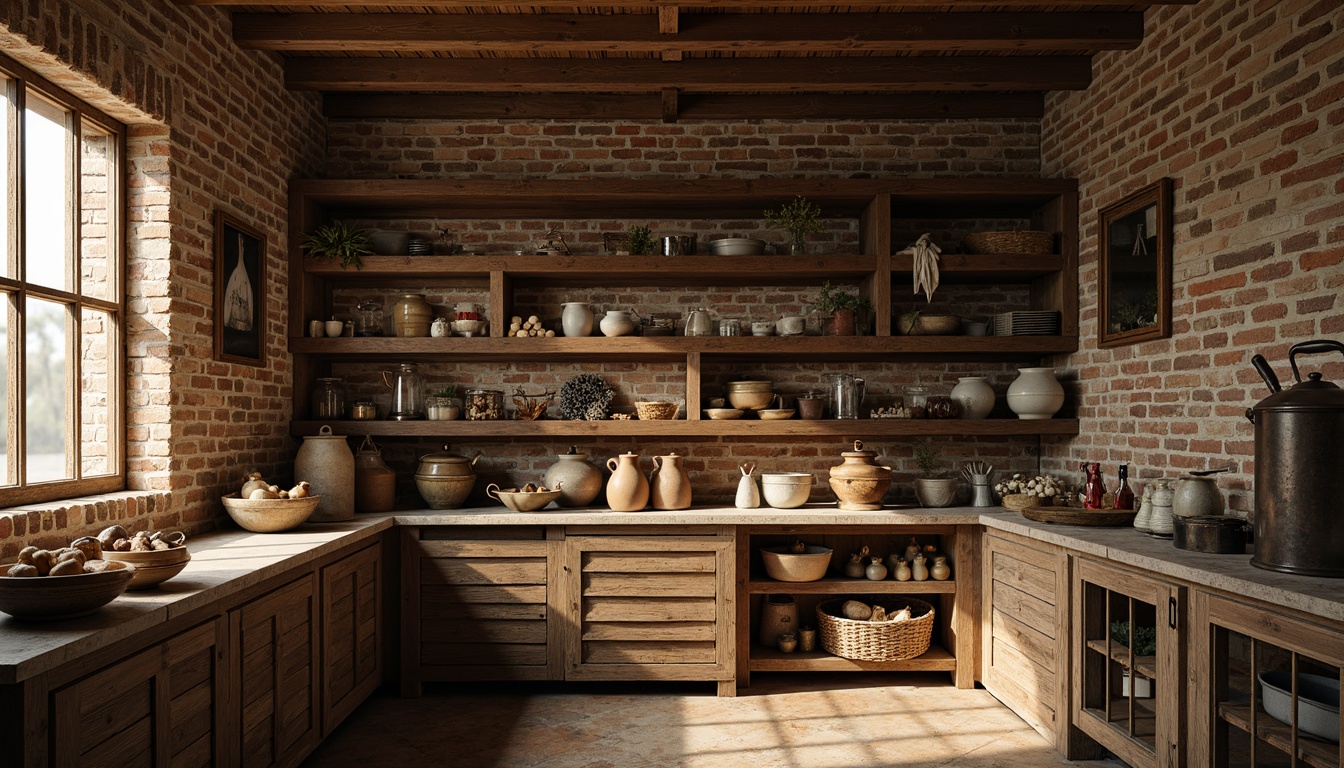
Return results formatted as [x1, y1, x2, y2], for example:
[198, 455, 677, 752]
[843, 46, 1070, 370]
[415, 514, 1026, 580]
[813, 281, 873, 316]
[627, 225, 655, 256]
[913, 445, 939, 478]
[1111, 620, 1157, 656]
[765, 195, 825, 252]
[300, 221, 371, 270]
[430, 386, 459, 400]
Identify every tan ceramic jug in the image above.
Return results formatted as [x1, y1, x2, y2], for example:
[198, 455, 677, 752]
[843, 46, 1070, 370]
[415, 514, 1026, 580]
[827, 439, 893, 511]
[605, 452, 650, 512]
[353, 435, 396, 514]
[295, 425, 355, 521]
[649, 453, 692, 510]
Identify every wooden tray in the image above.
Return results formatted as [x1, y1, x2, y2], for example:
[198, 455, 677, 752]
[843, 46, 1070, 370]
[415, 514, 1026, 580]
[1020, 505, 1137, 527]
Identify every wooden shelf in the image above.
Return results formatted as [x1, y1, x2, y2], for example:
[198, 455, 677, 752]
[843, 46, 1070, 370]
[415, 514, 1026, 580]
[1219, 701, 1340, 768]
[747, 577, 956, 595]
[1084, 696, 1158, 741]
[1086, 638, 1159, 680]
[891, 251, 1065, 282]
[749, 643, 956, 673]
[290, 418, 1080, 438]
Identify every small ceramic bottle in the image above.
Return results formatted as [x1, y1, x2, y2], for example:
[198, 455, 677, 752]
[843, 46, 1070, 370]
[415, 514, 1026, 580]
[911, 553, 929, 581]
[904, 536, 922, 562]
[649, 453, 692, 511]
[1148, 480, 1175, 537]
[865, 557, 888, 581]
[843, 553, 866, 579]
[1133, 485, 1154, 533]
[930, 555, 951, 581]
[894, 559, 912, 581]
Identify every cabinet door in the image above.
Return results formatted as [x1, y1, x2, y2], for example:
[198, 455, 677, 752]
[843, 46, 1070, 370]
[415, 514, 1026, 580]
[50, 619, 224, 768]
[320, 542, 381, 735]
[402, 528, 553, 692]
[561, 535, 734, 682]
[1074, 558, 1183, 768]
[231, 574, 319, 768]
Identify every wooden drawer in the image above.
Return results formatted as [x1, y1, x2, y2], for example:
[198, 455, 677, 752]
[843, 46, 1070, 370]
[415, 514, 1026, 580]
[320, 542, 381, 735]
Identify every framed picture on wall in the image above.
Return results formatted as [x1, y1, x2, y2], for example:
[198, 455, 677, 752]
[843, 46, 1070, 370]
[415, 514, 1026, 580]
[213, 210, 267, 367]
[1098, 178, 1172, 348]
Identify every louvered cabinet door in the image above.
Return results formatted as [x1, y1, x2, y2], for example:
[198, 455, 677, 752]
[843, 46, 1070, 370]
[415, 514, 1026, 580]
[320, 542, 381, 735]
[230, 574, 319, 768]
[50, 619, 225, 768]
[562, 535, 735, 682]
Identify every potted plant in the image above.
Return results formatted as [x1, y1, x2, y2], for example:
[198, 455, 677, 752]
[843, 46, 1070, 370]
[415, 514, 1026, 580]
[627, 225, 655, 256]
[300, 221, 372, 270]
[813, 281, 872, 336]
[765, 195, 825, 254]
[426, 386, 462, 421]
[912, 444, 959, 508]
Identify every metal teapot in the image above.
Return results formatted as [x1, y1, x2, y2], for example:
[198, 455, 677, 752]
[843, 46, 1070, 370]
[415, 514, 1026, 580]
[684, 307, 715, 337]
[1246, 339, 1344, 577]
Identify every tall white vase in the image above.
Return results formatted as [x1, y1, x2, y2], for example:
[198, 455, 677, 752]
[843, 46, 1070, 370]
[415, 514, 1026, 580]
[561, 302, 594, 338]
[951, 376, 995, 419]
[1006, 367, 1065, 419]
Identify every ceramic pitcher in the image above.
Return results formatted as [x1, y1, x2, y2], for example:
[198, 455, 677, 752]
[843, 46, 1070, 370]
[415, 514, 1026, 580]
[605, 452, 650, 512]
[650, 453, 692, 510]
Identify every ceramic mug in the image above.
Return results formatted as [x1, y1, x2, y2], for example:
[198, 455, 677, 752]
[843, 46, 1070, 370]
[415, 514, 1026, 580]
[776, 316, 805, 336]
[751, 322, 774, 336]
[309, 320, 325, 338]
[325, 320, 346, 338]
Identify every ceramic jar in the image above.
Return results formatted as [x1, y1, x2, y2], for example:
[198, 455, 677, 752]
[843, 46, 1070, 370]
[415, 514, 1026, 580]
[392, 293, 433, 337]
[950, 376, 995, 420]
[865, 558, 888, 581]
[930, 555, 951, 581]
[911, 553, 929, 581]
[894, 559, 912, 581]
[414, 446, 482, 509]
[827, 440, 893, 510]
[650, 453, 692, 510]
[295, 425, 355, 522]
[605, 452, 650, 512]
[430, 317, 451, 338]
[1006, 367, 1065, 419]
[1172, 475, 1226, 517]
[735, 464, 760, 509]
[1148, 480, 1175, 537]
[544, 446, 603, 507]
[599, 310, 636, 337]
[1134, 485, 1154, 533]
[561, 302, 594, 338]
[353, 436, 396, 514]
[758, 595, 798, 647]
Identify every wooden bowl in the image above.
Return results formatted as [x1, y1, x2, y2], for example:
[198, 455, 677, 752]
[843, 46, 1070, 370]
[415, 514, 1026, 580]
[103, 548, 191, 589]
[703, 408, 745, 420]
[0, 561, 135, 620]
[760, 545, 833, 582]
[486, 484, 563, 512]
[897, 312, 961, 336]
[220, 494, 320, 533]
[757, 409, 796, 420]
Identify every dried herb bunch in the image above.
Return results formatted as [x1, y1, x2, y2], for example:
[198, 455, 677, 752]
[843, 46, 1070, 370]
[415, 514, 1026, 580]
[559, 374, 614, 421]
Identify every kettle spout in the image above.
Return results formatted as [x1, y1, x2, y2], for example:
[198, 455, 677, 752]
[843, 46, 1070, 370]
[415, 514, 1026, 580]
[469, 450, 483, 466]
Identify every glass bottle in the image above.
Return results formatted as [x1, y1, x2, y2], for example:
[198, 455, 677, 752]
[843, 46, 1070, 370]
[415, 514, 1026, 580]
[311, 377, 347, 419]
[1081, 462, 1105, 509]
[1113, 463, 1135, 510]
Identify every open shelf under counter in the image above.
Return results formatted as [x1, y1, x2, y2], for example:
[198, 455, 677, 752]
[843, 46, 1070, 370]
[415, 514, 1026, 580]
[747, 577, 956, 595]
[1218, 701, 1341, 768]
[290, 418, 1080, 438]
[749, 643, 957, 673]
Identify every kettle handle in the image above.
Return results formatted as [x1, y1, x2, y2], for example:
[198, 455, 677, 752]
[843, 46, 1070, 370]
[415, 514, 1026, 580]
[380, 370, 394, 388]
[1288, 339, 1344, 383]
[606, 457, 619, 472]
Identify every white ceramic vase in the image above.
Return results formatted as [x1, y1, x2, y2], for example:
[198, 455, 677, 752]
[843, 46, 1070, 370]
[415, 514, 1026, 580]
[599, 310, 635, 337]
[561, 302, 594, 338]
[1006, 367, 1065, 419]
[951, 376, 995, 419]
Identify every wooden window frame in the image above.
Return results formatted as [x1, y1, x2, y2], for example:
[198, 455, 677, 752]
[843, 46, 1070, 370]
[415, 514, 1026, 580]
[0, 52, 127, 507]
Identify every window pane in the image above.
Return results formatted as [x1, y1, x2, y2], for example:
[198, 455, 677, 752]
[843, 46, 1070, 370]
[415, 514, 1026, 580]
[80, 307, 112, 476]
[25, 296, 70, 483]
[80, 122, 114, 300]
[25, 94, 70, 292]
[0, 295, 9, 485]
[0, 79, 9, 281]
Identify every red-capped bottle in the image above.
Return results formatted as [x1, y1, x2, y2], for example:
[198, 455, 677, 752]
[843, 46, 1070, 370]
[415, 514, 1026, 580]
[1081, 462, 1105, 509]
[1113, 463, 1135, 510]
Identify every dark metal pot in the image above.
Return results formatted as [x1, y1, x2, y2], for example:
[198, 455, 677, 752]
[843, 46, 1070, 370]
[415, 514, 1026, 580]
[1172, 515, 1248, 554]
[1245, 339, 1344, 577]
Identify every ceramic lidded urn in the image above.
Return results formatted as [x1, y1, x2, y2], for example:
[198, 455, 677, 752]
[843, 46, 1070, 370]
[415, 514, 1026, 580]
[827, 440, 893, 511]
[295, 425, 355, 522]
[650, 453, 692, 510]
[414, 445, 482, 509]
[544, 446, 603, 507]
[605, 451, 650, 512]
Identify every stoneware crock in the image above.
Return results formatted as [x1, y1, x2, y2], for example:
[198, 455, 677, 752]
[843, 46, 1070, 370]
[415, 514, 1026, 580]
[414, 446, 482, 509]
[827, 440, 893, 511]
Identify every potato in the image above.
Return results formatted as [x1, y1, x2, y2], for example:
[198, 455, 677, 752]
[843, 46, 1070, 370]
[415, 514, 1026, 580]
[240, 472, 270, 497]
[97, 525, 127, 551]
[30, 550, 53, 576]
[49, 559, 84, 577]
[17, 546, 39, 565]
[6, 563, 39, 577]
[289, 481, 311, 499]
[56, 548, 87, 566]
[83, 559, 111, 573]
[113, 537, 132, 552]
[71, 536, 103, 561]
[841, 600, 872, 621]
[249, 488, 281, 500]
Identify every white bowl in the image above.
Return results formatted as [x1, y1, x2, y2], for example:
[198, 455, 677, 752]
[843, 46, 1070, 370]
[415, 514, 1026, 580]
[760, 472, 813, 509]
[708, 238, 766, 256]
[1259, 671, 1340, 742]
[451, 319, 488, 337]
[703, 408, 745, 420]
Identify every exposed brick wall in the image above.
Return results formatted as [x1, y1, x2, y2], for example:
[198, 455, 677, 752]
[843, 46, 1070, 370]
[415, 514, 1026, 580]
[0, 0, 325, 553]
[1040, 0, 1344, 515]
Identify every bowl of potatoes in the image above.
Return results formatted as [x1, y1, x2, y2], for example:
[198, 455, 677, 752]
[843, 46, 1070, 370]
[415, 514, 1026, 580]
[96, 526, 191, 589]
[0, 538, 135, 620]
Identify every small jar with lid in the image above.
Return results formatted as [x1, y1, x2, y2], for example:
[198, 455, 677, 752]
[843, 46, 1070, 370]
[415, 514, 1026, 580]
[311, 378, 347, 419]
[904, 386, 930, 419]
[349, 401, 379, 421]
[465, 389, 504, 421]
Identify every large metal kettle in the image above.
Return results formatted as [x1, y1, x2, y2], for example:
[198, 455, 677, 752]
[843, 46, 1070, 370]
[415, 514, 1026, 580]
[1245, 339, 1344, 577]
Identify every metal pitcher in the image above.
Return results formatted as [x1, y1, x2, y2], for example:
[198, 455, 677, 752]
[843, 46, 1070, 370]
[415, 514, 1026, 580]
[826, 373, 866, 420]
[684, 307, 715, 337]
[381, 362, 425, 420]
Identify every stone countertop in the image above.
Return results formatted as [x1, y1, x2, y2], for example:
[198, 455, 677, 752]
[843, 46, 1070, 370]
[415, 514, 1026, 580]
[0, 517, 393, 685]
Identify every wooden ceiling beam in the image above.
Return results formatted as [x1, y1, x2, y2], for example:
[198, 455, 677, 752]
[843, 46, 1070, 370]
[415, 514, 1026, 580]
[233, 12, 1142, 53]
[185, 0, 1194, 8]
[322, 92, 1045, 120]
[287, 56, 1092, 92]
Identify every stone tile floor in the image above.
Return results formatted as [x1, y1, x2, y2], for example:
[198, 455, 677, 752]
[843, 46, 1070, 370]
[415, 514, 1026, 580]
[304, 673, 1126, 768]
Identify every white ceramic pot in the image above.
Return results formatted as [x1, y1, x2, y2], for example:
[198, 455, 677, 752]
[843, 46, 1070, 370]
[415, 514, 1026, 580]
[760, 472, 813, 509]
[544, 446, 603, 507]
[562, 302, 594, 338]
[1006, 367, 1065, 419]
[599, 310, 635, 337]
[951, 376, 995, 420]
[914, 478, 960, 508]
[294, 425, 355, 522]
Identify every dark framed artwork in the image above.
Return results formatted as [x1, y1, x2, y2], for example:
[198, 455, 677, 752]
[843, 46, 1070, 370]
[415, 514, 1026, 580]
[1098, 178, 1172, 348]
[213, 211, 267, 366]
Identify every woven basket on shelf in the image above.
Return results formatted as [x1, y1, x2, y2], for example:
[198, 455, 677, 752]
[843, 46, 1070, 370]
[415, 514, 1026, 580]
[999, 493, 1035, 511]
[964, 230, 1054, 255]
[816, 597, 935, 662]
[634, 401, 681, 420]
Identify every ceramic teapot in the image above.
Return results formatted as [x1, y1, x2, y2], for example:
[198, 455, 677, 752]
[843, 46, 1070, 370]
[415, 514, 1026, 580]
[684, 307, 715, 337]
[827, 440, 893, 510]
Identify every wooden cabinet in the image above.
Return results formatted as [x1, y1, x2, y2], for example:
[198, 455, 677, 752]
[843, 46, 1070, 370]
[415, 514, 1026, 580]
[1074, 557, 1184, 768]
[49, 619, 225, 768]
[229, 573, 320, 768]
[319, 541, 382, 735]
[1190, 590, 1344, 768]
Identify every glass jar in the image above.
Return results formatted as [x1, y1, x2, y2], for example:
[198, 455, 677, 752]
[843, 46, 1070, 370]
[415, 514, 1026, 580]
[349, 401, 378, 421]
[311, 378, 347, 419]
[465, 389, 504, 421]
[427, 395, 463, 421]
[355, 300, 383, 336]
[719, 318, 742, 336]
[926, 395, 962, 419]
[904, 386, 930, 419]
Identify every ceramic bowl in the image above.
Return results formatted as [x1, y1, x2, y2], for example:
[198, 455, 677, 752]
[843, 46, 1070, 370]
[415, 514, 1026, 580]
[751, 322, 774, 336]
[760, 472, 814, 509]
[708, 237, 766, 256]
[757, 409, 795, 420]
[703, 408, 745, 420]
[368, 230, 410, 256]
[221, 494, 320, 533]
[897, 312, 961, 336]
[1259, 671, 1340, 742]
[102, 547, 192, 590]
[0, 561, 135, 620]
[760, 545, 833, 582]
[776, 316, 806, 336]
[487, 483, 564, 512]
[451, 319, 488, 337]
[726, 380, 773, 391]
[727, 391, 774, 410]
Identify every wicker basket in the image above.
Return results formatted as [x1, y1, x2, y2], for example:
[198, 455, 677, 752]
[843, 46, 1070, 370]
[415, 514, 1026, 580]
[999, 493, 1035, 511]
[634, 401, 681, 420]
[964, 230, 1054, 255]
[816, 597, 935, 662]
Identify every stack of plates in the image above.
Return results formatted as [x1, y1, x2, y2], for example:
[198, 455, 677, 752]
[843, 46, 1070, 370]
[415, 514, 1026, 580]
[408, 238, 433, 255]
[992, 311, 1060, 336]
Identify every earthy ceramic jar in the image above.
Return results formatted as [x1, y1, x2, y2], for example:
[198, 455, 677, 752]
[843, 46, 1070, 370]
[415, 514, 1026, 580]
[605, 452, 650, 512]
[392, 293, 433, 337]
[950, 376, 995, 420]
[827, 439, 893, 510]
[650, 453, 692, 510]
[414, 446, 482, 509]
[599, 310, 636, 337]
[295, 425, 355, 522]
[1172, 475, 1226, 517]
[353, 436, 396, 514]
[758, 594, 798, 646]
[561, 302, 594, 338]
[544, 446, 603, 507]
[1006, 367, 1065, 419]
